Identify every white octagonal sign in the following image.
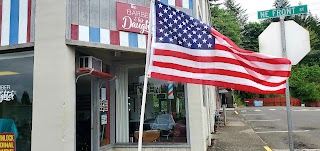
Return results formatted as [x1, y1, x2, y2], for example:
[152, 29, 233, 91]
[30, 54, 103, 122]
[259, 20, 310, 65]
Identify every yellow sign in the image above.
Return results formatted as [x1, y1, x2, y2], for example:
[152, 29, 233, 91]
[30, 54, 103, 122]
[0, 133, 15, 151]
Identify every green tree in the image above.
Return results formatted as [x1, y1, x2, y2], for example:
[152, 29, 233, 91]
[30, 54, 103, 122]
[290, 65, 320, 102]
[211, 6, 242, 45]
[233, 91, 259, 102]
[273, 0, 290, 8]
[270, 0, 291, 22]
[21, 91, 31, 105]
[209, 0, 223, 7]
[241, 21, 270, 52]
[224, 0, 248, 26]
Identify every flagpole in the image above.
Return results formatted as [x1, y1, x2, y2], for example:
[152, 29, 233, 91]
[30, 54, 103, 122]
[138, 1, 154, 151]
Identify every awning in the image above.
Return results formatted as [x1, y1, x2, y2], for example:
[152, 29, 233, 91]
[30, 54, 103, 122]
[76, 68, 113, 79]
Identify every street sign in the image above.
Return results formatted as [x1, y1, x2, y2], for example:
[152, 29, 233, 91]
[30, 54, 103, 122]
[259, 20, 310, 65]
[258, 5, 308, 19]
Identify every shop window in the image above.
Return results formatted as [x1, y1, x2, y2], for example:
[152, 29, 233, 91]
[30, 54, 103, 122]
[128, 67, 187, 144]
[0, 51, 34, 151]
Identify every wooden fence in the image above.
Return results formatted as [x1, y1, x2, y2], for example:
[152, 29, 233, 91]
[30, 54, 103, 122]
[244, 98, 301, 107]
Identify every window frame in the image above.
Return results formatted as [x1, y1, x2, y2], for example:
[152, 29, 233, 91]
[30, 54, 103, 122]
[0, 49, 34, 151]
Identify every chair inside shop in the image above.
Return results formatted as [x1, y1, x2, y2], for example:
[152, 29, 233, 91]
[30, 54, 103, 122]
[150, 114, 175, 141]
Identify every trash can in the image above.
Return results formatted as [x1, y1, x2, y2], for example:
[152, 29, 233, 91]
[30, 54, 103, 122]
[245, 101, 249, 107]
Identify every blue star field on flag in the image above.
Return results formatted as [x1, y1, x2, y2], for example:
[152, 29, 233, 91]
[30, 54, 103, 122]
[155, 1, 215, 50]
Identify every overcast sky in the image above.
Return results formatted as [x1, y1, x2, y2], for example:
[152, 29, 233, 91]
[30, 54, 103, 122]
[236, 0, 320, 22]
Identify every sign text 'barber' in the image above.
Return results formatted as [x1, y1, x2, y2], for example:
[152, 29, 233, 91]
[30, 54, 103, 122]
[0, 85, 16, 103]
[116, 2, 149, 34]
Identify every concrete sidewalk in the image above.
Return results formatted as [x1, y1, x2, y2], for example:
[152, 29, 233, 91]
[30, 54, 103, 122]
[207, 110, 267, 151]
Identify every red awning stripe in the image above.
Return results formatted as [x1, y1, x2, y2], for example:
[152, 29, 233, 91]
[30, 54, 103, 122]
[77, 68, 113, 78]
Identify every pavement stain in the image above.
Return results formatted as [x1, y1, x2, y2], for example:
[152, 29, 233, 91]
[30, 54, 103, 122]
[255, 126, 276, 129]
[282, 135, 318, 150]
[298, 127, 319, 131]
[294, 140, 317, 149]
[239, 129, 255, 134]
[227, 121, 246, 126]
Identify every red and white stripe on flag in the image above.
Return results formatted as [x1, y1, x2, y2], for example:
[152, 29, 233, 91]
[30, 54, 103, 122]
[147, 1, 292, 94]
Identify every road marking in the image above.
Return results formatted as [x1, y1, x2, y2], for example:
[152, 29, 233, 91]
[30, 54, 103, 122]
[269, 109, 276, 111]
[274, 149, 320, 151]
[264, 146, 273, 151]
[242, 113, 265, 116]
[256, 130, 310, 134]
[234, 111, 239, 114]
[241, 110, 247, 112]
[255, 109, 261, 112]
[247, 119, 280, 122]
[293, 109, 320, 112]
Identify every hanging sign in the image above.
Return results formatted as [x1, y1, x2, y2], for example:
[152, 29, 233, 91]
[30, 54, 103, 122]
[116, 2, 150, 34]
[101, 115, 107, 125]
[101, 88, 106, 101]
[0, 133, 15, 151]
[100, 99, 108, 112]
[0, 85, 16, 103]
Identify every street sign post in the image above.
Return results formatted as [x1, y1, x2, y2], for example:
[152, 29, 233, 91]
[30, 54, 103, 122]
[279, 16, 294, 151]
[258, 1, 310, 151]
[258, 5, 308, 19]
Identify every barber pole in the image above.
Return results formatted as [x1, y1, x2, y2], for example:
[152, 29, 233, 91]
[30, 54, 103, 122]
[168, 82, 174, 99]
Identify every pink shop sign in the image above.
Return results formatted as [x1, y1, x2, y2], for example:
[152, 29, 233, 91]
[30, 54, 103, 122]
[116, 2, 150, 34]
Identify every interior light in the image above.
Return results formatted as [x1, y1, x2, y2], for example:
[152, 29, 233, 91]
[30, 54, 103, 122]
[0, 71, 19, 76]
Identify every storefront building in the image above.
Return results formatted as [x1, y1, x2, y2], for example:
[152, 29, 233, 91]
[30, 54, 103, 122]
[0, 0, 216, 151]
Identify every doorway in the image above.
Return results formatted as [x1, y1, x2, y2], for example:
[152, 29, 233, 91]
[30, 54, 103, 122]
[76, 77, 102, 151]
[76, 76, 104, 151]
[76, 78, 92, 151]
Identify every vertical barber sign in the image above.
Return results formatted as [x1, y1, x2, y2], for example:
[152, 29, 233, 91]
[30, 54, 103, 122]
[168, 82, 174, 99]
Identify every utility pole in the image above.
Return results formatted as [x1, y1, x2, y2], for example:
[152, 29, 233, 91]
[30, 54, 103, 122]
[278, 0, 294, 150]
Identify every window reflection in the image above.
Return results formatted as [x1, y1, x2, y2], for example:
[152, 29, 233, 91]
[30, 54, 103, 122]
[0, 52, 33, 151]
[128, 67, 187, 143]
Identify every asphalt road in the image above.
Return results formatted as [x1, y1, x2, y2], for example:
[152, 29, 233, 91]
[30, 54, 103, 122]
[238, 106, 320, 150]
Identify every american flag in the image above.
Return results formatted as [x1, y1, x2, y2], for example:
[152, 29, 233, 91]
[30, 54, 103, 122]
[147, 1, 292, 94]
